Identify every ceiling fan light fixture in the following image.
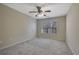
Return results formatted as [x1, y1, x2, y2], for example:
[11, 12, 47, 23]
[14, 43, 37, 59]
[38, 14, 43, 17]
[35, 13, 44, 17]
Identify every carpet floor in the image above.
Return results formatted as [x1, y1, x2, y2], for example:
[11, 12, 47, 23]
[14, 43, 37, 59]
[0, 38, 73, 55]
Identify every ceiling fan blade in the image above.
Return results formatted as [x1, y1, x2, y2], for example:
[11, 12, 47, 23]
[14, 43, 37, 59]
[35, 15, 37, 17]
[45, 10, 51, 12]
[44, 14, 46, 16]
[29, 11, 37, 13]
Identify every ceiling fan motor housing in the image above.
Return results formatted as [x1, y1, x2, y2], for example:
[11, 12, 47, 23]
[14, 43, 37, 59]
[37, 6, 42, 13]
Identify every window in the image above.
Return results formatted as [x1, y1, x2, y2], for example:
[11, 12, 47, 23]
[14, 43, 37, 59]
[43, 21, 57, 33]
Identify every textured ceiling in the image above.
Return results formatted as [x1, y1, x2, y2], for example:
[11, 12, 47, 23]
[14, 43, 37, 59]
[3, 3, 72, 19]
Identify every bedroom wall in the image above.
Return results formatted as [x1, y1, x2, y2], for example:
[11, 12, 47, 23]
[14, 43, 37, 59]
[37, 16, 66, 40]
[0, 4, 36, 49]
[0, 6, 4, 43]
[66, 3, 79, 54]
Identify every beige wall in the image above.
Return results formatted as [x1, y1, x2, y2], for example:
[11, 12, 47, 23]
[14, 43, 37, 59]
[37, 16, 66, 40]
[66, 4, 79, 54]
[0, 6, 3, 41]
[0, 4, 36, 49]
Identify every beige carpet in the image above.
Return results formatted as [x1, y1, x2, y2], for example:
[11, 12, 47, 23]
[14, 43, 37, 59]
[0, 38, 73, 55]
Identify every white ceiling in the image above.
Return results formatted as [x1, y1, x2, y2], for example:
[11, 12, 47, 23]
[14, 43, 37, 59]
[3, 3, 72, 19]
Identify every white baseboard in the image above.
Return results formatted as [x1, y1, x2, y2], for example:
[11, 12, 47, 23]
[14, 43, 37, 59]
[65, 41, 74, 55]
[0, 37, 34, 50]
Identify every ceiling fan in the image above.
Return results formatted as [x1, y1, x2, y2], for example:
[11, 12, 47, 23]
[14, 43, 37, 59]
[29, 6, 51, 17]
